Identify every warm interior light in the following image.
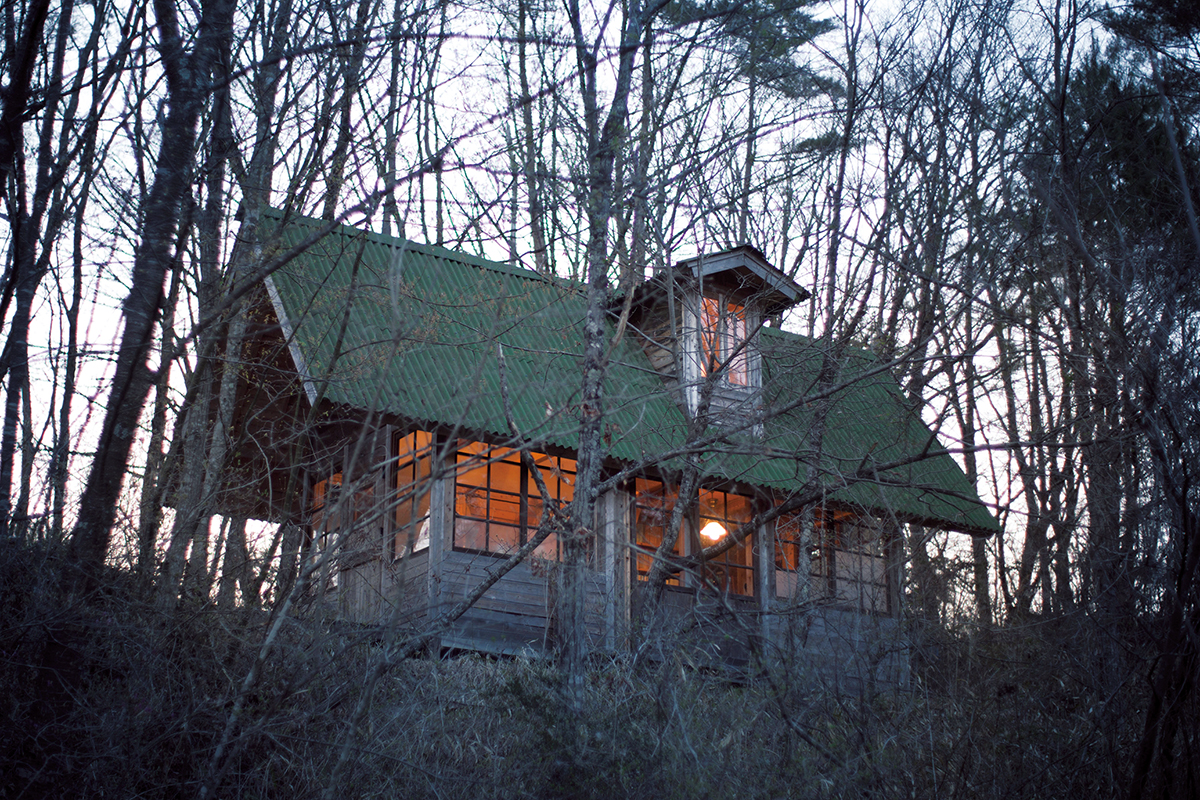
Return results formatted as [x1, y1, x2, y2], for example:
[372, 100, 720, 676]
[700, 521, 727, 542]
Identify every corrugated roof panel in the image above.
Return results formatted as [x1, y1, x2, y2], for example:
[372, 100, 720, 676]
[260, 210, 997, 534]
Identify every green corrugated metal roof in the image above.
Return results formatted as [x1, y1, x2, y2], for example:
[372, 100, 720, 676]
[260, 210, 997, 535]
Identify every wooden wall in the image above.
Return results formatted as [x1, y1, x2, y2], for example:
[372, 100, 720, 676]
[436, 552, 612, 656]
[327, 424, 909, 687]
[338, 550, 430, 628]
[771, 607, 910, 689]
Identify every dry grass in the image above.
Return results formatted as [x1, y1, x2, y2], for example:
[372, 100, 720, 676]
[0, 543, 1156, 799]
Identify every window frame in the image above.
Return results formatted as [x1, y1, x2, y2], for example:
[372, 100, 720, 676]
[392, 430, 434, 559]
[699, 293, 752, 388]
[774, 505, 895, 615]
[308, 468, 373, 588]
[827, 513, 893, 615]
[631, 478, 757, 598]
[452, 440, 576, 562]
[696, 487, 756, 596]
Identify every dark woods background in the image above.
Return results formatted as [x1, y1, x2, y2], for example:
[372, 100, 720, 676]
[1, 0, 1198, 796]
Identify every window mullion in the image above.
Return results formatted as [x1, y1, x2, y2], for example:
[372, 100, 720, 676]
[483, 457, 493, 552]
[520, 461, 530, 546]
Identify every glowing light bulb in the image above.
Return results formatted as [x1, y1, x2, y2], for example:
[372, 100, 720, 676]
[700, 521, 727, 542]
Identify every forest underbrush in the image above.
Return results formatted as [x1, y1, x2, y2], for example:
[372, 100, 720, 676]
[0, 542, 1169, 799]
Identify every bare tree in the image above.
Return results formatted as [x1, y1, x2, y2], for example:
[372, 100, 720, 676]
[68, 0, 236, 586]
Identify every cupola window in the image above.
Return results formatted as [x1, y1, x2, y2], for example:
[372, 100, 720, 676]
[700, 296, 750, 386]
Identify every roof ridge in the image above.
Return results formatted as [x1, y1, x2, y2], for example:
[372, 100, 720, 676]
[261, 207, 575, 289]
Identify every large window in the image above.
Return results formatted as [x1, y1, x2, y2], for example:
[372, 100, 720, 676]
[309, 470, 373, 586]
[453, 441, 575, 560]
[700, 295, 749, 386]
[775, 507, 893, 614]
[633, 479, 684, 587]
[830, 515, 892, 614]
[774, 509, 817, 601]
[311, 472, 342, 533]
[311, 471, 373, 536]
[393, 430, 434, 558]
[633, 479, 755, 597]
[697, 488, 755, 596]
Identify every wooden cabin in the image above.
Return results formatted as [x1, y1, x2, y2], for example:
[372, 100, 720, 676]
[226, 210, 997, 685]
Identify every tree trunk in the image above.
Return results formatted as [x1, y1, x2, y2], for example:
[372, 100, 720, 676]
[68, 0, 235, 589]
[564, 0, 645, 712]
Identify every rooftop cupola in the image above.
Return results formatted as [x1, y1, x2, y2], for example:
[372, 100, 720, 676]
[628, 246, 811, 425]
[671, 245, 810, 321]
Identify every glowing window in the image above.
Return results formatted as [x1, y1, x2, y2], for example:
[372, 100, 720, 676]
[697, 488, 754, 596]
[311, 472, 341, 529]
[633, 478, 684, 587]
[311, 472, 372, 535]
[394, 430, 434, 558]
[700, 296, 749, 386]
[633, 480, 755, 597]
[309, 470, 372, 588]
[453, 441, 575, 560]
